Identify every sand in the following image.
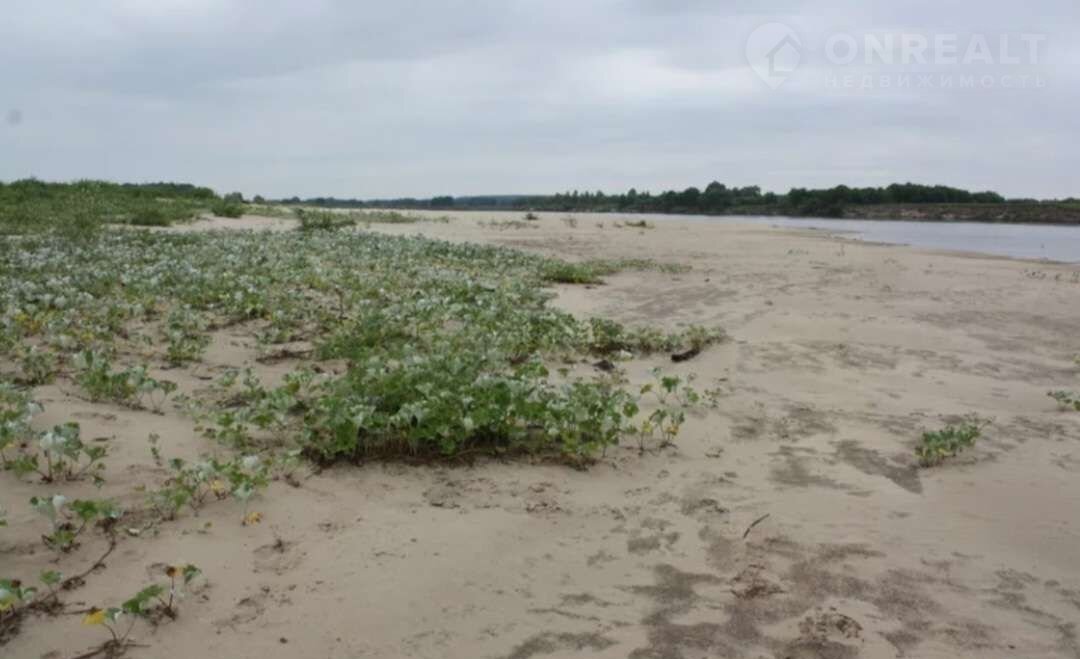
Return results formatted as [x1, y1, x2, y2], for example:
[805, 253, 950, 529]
[4, 211, 1080, 659]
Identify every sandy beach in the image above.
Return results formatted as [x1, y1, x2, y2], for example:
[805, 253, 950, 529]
[5, 211, 1080, 659]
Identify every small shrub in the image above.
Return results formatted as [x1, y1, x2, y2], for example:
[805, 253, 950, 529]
[358, 210, 429, 224]
[541, 262, 604, 284]
[916, 420, 986, 467]
[210, 200, 244, 218]
[481, 219, 536, 230]
[1048, 390, 1079, 411]
[73, 351, 177, 411]
[150, 454, 269, 523]
[163, 307, 209, 366]
[0, 384, 42, 468]
[295, 208, 354, 231]
[30, 495, 121, 553]
[82, 564, 201, 655]
[128, 205, 172, 227]
[7, 422, 108, 485]
[0, 578, 34, 622]
[16, 346, 60, 385]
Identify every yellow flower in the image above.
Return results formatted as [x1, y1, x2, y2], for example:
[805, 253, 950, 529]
[209, 479, 229, 496]
[83, 608, 106, 626]
[242, 511, 263, 526]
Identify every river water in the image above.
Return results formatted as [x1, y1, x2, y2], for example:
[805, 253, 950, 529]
[649, 214, 1080, 263]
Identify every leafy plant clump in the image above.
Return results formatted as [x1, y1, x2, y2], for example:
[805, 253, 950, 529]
[163, 306, 210, 366]
[295, 208, 356, 231]
[0, 179, 216, 233]
[7, 422, 108, 485]
[3, 228, 724, 464]
[30, 495, 121, 553]
[916, 420, 987, 467]
[82, 564, 201, 656]
[1048, 390, 1079, 411]
[0, 386, 106, 485]
[358, 210, 448, 224]
[149, 454, 269, 523]
[541, 259, 689, 285]
[73, 351, 177, 411]
[0, 383, 42, 466]
[210, 199, 245, 218]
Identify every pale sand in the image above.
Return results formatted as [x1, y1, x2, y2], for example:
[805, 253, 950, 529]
[5, 211, 1080, 658]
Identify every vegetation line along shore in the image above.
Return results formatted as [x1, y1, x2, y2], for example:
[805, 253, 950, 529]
[4, 178, 1080, 232]
[293, 181, 1080, 224]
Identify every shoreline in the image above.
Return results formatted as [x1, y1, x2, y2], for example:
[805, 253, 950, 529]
[382, 208, 1080, 265]
[5, 213, 1080, 659]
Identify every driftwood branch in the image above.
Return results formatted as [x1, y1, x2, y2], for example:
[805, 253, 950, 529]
[742, 513, 771, 540]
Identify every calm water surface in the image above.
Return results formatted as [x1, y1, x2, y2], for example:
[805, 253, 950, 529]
[643, 214, 1080, 263]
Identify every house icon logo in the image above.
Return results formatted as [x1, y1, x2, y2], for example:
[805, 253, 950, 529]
[746, 23, 803, 89]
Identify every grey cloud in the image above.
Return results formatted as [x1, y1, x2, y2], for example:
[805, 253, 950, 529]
[0, 1, 1076, 199]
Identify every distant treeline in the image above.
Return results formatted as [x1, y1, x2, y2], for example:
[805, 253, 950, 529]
[0, 179, 225, 232]
[0, 178, 217, 202]
[275, 182, 1078, 219]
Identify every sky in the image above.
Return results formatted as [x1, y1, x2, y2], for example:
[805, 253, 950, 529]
[1, 1, 1077, 200]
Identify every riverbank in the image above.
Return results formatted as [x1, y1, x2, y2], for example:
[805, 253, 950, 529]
[4, 212, 1079, 658]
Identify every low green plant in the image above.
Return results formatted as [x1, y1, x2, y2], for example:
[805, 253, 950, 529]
[127, 205, 173, 227]
[916, 420, 987, 467]
[295, 208, 355, 231]
[148, 432, 162, 467]
[246, 204, 298, 219]
[0, 578, 34, 622]
[150, 454, 269, 523]
[631, 369, 712, 452]
[297, 357, 640, 463]
[585, 318, 723, 356]
[15, 345, 60, 385]
[3, 227, 727, 469]
[73, 351, 177, 411]
[210, 200, 244, 218]
[541, 262, 605, 284]
[539, 258, 689, 285]
[0, 383, 42, 467]
[1, 570, 66, 620]
[8, 422, 107, 485]
[30, 495, 121, 553]
[82, 564, 201, 655]
[1048, 390, 1079, 411]
[163, 306, 209, 366]
[357, 210, 440, 224]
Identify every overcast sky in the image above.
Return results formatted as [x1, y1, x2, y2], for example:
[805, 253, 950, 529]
[1, 1, 1076, 199]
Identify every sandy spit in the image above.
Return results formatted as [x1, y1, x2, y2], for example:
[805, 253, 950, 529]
[5, 210, 1080, 659]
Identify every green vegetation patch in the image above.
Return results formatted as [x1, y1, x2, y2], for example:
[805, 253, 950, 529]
[1, 227, 721, 465]
[916, 419, 987, 467]
[0, 179, 219, 233]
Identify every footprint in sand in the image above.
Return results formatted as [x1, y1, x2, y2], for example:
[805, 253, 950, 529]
[214, 593, 267, 629]
[253, 537, 305, 575]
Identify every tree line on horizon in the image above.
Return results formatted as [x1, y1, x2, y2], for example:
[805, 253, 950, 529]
[4, 179, 1076, 224]
[280, 182, 1054, 218]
